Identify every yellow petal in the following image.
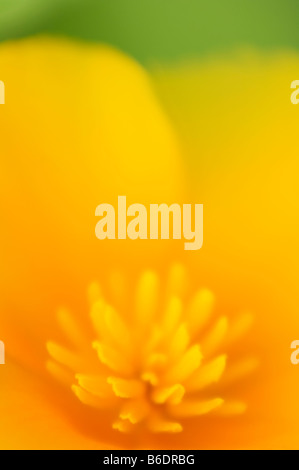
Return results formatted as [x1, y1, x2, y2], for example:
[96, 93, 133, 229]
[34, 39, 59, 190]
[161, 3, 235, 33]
[0, 362, 107, 449]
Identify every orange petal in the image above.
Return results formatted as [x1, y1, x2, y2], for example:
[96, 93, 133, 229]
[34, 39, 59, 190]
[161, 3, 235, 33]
[0, 361, 109, 449]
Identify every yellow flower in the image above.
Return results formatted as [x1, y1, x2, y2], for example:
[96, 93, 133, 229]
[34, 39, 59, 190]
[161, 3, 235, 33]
[1, 37, 299, 449]
[47, 264, 255, 436]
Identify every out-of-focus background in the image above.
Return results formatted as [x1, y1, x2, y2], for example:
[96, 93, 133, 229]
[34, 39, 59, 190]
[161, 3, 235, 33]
[1, 0, 299, 63]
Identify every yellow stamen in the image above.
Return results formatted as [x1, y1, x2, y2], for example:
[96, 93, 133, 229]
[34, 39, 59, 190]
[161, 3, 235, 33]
[104, 305, 132, 352]
[76, 374, 115, 398]
[187, 289, 214, 337]
[47, 265, 255, 435]
[88, 282, 102, 305]
[164, 344, 202, 384]
[162, 296, 182, 335]
[46, 360, 74, 386]
[107, 377, 145, 398]
[215, 401, 247, 415]
[226, 312, 254, 345]
[119, 399, 150, 424]
[201, 317, 228, 357]
[221, 357, 259, 387]
[93, 341, 134, 375]
[186, 355, 227, 392]
[72, 385, 113, 409]
[148, 414, 183, 433]
[170, 398, 224, 417]
[167, 323, 189, 362]
[47, 341, 84, 371]
[152, 384, 185, 405]
[57, 308, 87, 348]
[167, 263, 187, 298]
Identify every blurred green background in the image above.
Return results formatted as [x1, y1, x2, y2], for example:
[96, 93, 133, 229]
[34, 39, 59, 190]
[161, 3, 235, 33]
[0, 0, 299, 65]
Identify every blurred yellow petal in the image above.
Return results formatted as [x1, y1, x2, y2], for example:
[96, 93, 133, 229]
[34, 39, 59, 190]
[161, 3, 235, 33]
[0, 362, 112, 449]
[0, 36, 184, 369]
[151, 54, 299, 447]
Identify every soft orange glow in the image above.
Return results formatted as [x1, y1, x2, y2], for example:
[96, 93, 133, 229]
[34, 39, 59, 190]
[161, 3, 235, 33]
[1, 38, 299, 449]
[47, 264, 254, 437]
